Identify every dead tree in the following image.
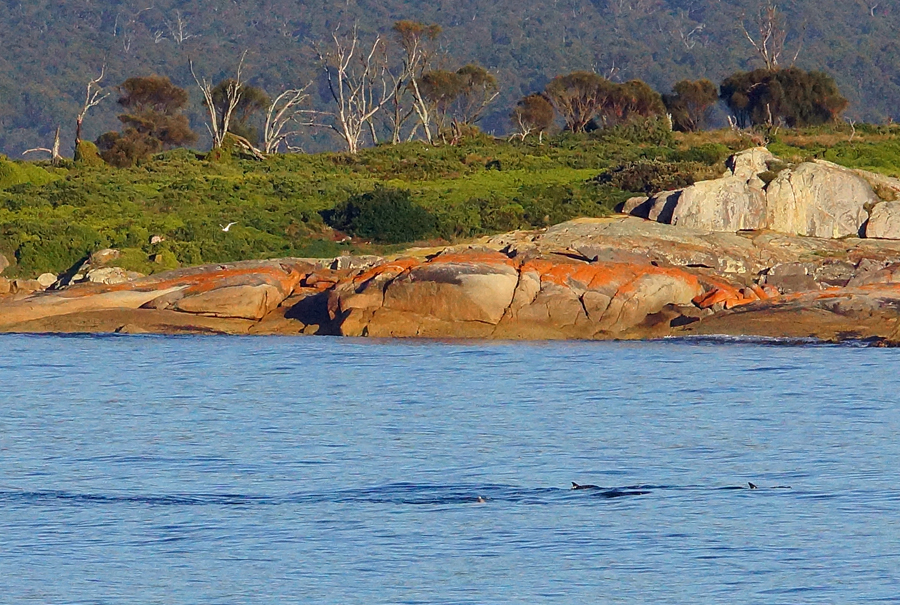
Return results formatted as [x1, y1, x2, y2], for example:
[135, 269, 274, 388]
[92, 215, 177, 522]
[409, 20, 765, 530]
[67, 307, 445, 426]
[165, 10, 195, 45]
[387, 21, 442, 144]
[24, 126, 62, 165]
[263, 86, 317, 154]
[740, 2, 799, 70]
[316, 26, 395, 154]
[191, 51, 248, 150]
[75, 67, 110, 151]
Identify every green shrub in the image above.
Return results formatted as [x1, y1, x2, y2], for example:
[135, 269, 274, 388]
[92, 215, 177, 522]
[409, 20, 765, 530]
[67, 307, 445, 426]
[73, 141, 106, 167]
[0, 156, 58, 189]
[323, 186, 437, 243]
[595, 116, 675, 146]
[596, 160, 717, 194]
[516, 183, 621, 226]
[671, 143, 731, 165]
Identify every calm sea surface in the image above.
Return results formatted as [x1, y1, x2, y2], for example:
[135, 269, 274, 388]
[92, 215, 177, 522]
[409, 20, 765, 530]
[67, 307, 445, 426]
[1, 334, 899, 604]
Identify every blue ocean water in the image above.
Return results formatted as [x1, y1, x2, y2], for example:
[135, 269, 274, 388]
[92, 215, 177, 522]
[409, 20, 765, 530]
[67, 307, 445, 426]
[1, 334, 899, 604]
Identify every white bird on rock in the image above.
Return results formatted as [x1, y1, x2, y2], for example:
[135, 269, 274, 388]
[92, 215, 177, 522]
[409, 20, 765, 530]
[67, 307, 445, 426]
[221, 222, 237, 232]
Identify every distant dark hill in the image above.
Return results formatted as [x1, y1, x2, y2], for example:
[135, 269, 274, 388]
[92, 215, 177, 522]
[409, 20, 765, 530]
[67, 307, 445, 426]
[1, 0, 898, 156]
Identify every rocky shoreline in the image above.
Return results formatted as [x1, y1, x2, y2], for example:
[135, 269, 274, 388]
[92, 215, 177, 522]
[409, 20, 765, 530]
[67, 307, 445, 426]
[6, 148, 900, 344]
[2, 215, 900, 344]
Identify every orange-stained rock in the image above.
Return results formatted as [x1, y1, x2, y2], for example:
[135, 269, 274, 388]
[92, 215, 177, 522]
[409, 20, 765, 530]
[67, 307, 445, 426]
[681, 280, 900, 343]
[333, 249, 519, 337]
[749, 284, 768, 300]
[0, 259, 305, 327]
[171, 284, 285, 320]
[502, 260, 704, 335]
[327, 250, 705, 339]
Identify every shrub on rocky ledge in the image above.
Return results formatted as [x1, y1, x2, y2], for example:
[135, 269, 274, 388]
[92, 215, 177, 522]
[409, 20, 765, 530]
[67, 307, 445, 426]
[596, 160, 720, 195]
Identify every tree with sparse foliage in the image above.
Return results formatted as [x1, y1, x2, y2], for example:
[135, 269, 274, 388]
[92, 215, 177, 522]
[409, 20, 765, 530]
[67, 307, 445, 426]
[316, 26, 396, 154]
[97, 75, 196, 166]
[208, 79, 270, 145]
[663, 79, 719, 131]
[510, 93, 554, 142]
[418, 64, 499, 143]
[544, 72, 614, 133]
[389, 20, 442, 144]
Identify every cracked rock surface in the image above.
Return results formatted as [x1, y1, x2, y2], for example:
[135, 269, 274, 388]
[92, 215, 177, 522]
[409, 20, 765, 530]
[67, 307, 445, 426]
[7, 217, 900, 343]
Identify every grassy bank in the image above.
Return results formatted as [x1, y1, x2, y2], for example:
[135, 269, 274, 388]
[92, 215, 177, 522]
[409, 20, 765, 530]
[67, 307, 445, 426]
[3, 124, 900, 279]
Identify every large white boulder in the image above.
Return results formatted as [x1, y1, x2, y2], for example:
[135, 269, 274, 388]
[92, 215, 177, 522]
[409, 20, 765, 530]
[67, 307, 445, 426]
[765, 160, 878, 238]
[866, 201, 900, 239]
[670, 176, 767, 231]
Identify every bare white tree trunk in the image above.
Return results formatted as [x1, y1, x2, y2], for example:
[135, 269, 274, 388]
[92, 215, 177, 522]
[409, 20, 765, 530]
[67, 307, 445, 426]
[316, 26, 395, 154]
[263, 86, 317, 154]
[24, 126, 62, 165]
[191, 51, 248, 150]
[386, 30, 436, 144]
[75, 66, 110, 151]
[409, 77, 434, 144]
[165, 10, 195, 45]
[740, 2, 791, 70]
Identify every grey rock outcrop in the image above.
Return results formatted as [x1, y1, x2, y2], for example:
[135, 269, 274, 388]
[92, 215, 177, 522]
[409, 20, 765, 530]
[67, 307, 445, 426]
[90, 248, 120, 266]
[620, 196, 649, 215]
[765, 160, 877, 238]
[760, 263, 821, 294]
[0, 253, 9, 275]
[670, 176, 767, 231]
[865, 201, 900, 239]
[635, 190, 681, 223]
[86, 267, 138, 285]
[726, 147, 776, 180]
[633, 148, 771, 232]
[625, 150, 888, 240]
[854, 169, 900, 201]
[37, 273, 58, 288]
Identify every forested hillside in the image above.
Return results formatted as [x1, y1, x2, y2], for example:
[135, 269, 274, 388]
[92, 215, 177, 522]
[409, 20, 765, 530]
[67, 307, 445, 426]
[1, 0, 898, 156]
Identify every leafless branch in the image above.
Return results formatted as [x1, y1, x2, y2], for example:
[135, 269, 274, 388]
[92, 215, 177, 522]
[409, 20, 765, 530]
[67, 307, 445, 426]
[75, 66, 110, 149]
[315, 25, 396, 154]
[165, 10, 195, 45]
[263, 85, 319, 154]
[191, 51, 249, 149]
[740, 2, 789, 70]
[25, 126, 62, 165]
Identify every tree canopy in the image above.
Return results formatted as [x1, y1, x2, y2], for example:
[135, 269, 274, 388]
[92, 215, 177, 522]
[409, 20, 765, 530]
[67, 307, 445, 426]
[720, 68, 848, 128]
[663, 79, 719, 132]
[0, 0, 894, 154]
[97, 76, 196, 166]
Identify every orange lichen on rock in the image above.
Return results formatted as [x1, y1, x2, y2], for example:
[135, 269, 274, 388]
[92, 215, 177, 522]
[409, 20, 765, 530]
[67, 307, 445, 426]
[427, 249, 517, 268]
[0, 260, 307, 326]
[693, 279, 782, 310]
[520, 259, 702, 292]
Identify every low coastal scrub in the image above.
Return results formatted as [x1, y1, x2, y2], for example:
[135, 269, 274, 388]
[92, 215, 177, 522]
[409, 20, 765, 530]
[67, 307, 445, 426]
[324, 187, 437, 244]
[3, 127, 900, 278]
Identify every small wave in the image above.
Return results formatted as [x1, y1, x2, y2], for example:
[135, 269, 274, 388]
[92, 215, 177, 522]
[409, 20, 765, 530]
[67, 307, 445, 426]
[0, 490, 276, 507]
[664, 334, 892, 348]
[664, 334, 829, 347]
[0, 481, 792, 508]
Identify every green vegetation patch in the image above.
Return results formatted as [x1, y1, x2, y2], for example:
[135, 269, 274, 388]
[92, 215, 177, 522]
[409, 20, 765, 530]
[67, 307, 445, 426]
[4, 128, 900, 278]
[0, 156, 59, 190]
[324, 187, 437, 244]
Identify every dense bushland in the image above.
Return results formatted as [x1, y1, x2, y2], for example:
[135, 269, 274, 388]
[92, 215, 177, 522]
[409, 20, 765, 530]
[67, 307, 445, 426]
[4, 125, 900, 278]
